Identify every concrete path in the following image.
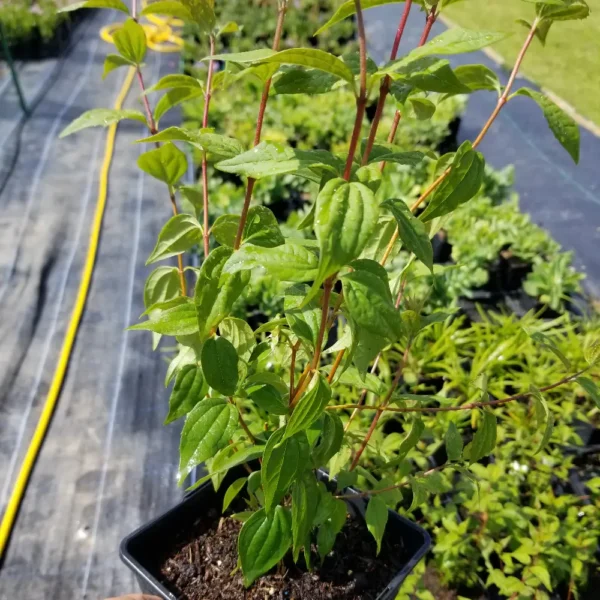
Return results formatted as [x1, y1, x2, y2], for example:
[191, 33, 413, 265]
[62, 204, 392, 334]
[365, 6, 600, 299]
[0, 9, 186, 599]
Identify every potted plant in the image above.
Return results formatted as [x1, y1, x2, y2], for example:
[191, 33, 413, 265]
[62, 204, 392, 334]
[60, 0, 597, 598]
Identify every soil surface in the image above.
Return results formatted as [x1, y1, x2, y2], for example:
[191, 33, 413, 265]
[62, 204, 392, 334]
[159, 507, 410, 599]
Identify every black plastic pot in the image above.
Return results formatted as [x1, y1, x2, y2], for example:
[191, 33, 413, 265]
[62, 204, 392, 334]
[120, 466, 431, 600]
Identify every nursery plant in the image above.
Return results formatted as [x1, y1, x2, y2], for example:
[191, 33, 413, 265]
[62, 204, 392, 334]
[61, 0, 598, 597]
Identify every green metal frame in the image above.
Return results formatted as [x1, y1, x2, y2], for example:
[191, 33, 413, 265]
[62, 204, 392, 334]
[0, 21, 30, 116]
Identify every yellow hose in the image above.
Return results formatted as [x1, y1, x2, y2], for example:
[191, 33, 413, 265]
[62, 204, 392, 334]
[100, 11, 184, 52]
[0, 66, 137, 559]
[0, 3, 186, 561]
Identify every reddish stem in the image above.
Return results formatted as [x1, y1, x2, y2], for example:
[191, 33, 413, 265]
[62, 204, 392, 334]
[137, 69, 157, 134]
[313, 278, 334, 370]
[328, 368, 588, 415]
[361, 0, 413, 165]
[233, 4, 287, 250]
[343, 0, 368, 180]
[289, 341, 299, 400]
[350, 345, 411, 470]
[201, 36, 216, 257]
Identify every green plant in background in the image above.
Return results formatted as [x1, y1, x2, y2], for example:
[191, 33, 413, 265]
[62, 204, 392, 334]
[524, 251, 584, 312]
[0, 1, 67, 44]
[60, 0, 598, 595]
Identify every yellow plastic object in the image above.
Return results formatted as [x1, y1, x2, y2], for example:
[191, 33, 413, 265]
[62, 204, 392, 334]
[100, 10, 184, 53]
[0, 66, 137, 560]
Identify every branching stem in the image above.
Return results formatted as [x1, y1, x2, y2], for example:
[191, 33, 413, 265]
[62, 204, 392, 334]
[380, 19, 540, 265]
[336, 465, 444, 500]
[328, 368, 588, 415]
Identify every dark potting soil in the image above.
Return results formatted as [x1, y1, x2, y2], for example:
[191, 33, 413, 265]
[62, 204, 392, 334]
[159, 508, 410, 600]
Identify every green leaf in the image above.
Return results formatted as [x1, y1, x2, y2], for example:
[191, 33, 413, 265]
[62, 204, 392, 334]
[366, 496, 388, 555]
[397, 28, 507, 65]
[408, 97, 437, 120]
[205, 49, 276, 63]
[243, 206, 284, 248]
[528, 331, 571, 369]
[178, 398, 238, 482]
[314, 0, 405, 35]
[239, 507, 292, 587]
[291, 471, 319, 562]
[216, 141, 340, 180]
[146, 214, 202, 264]
[529, 565, 553, 591]
[396, 418, 425, 463]
[180, 0, 216, 33]
[262, 428, 308, 513]
[408, 478, 428, 512]
[317, 522, 336, 561]
[138, 127, 244, 160]
[165, 344, 198, 386]
[178, 185, 203, 219]
[217, 21, 239, 36]
[469, 410, 497, 464]
[223, 477, 247, 512]
[331, 364, 383, 394]
[314, 178, 380, 285]
[59, 108, 146, 137]
[382, 199, 433, 271]
[576, 377, 600, 409]
[144, 74, 204, 95]
[530, 386, 554, 454]
[144, 266, 181, 308]
[445, 422, 463, 462]
[102, 54, 135, 79]
[353, 329, 388, 374]
[515, 88, 579, 163]
[537, 0, 590, 22]
[113, 18, 146, 64]
[138, 142, 188, 186]
[454, 64, 501, 93]
[194, 247, 249, 340]
[141, 0, 193, 21]
[154, 87, 204, 125]
[420, 141, 485, 221]
[58, 0, 129, 13]
[286, 374, 332, 439]
[312, 412, 344, 468]
[248, 384, 288, 415]
[201, 337, 239, 396]
[362, 144, 425, 167]
[165, 364, 207, 424]
[261, 48, 355, 85]
[284, 284, 322, 349]
[129, 301, 198, 336]
[583, 336, 600, 365]
[396, 58, 471, 95]
[211, 214, 240, 247]
[223, 242, 319, 283]
[219, 317, 255, 362]
[190, 444, 264, 490]
[245, 372, 288, 395]
[273, 68, 339, 95]
[342, 269, 402, 342]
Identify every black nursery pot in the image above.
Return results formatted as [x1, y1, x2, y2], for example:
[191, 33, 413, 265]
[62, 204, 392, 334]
[120, 467, 431, 600]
